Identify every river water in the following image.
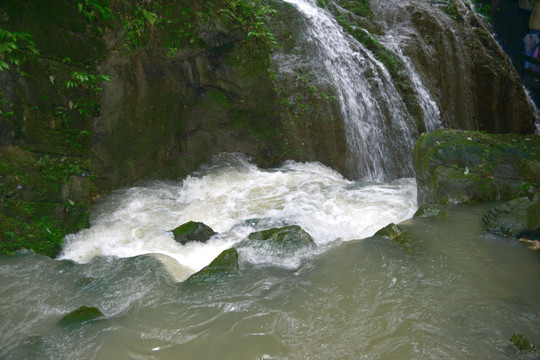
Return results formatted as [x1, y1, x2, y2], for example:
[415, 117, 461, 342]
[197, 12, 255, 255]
[1, 159, 539, 359]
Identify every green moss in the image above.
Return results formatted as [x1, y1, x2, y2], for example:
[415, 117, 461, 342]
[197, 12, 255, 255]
[0, 148, 91, 256]
[510, 333, 535, 351]
[415, 130, 540, 205]
[172, 221, 216, 244]
[186, 248, 239, 282]
[374, 223, 413, 251]
[248, 225, 314, 250]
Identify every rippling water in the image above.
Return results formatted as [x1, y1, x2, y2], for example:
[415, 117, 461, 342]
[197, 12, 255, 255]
[1, 159, 539, 359]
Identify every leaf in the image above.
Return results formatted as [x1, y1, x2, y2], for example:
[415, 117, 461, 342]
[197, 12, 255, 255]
[143, 10, 159, 26]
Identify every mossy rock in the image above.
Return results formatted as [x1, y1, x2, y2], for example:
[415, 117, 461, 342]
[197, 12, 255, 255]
[172, 221, 217, 245]
[186, 248, 239, 282]
[510, 333, 536, 351]
[413, 205, 447, 218]
[375, 223, 413, 250]
[58, 306, 104, 327]
[247, 225, 315, 251]
[414, 130, 540, 206]
[482, 194, 540, 239]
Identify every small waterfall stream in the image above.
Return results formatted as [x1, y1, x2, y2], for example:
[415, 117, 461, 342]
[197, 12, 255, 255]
[280, 0, 419, 181]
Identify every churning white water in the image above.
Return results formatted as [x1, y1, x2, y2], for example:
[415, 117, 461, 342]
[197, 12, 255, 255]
[280, 0, 417, 181]
[59, 157, 417, 277]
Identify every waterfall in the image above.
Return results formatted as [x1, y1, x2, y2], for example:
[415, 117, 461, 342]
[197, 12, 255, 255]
[280, 0, 420, 181]
[380, 33, 442, 132]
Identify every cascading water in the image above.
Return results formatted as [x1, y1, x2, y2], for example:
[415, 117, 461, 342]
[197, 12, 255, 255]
[279, 0, 420, 181]
[58, 157, 417, 279]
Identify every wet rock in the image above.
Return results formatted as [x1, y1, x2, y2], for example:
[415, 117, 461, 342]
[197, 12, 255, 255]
[414, 130, 540, 205]
[58, 306, 104, 327]
[482, 194, 540, 239]
[374, 223, 412, 250]
[413, 205, 447, 218]
[510, 333, 536, 351]
[172, 221, 216, 245]
[186, 248, 239, 282]
[247, 225, 315, 251]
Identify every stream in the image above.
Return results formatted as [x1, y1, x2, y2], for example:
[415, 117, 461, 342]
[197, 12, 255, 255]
[1, 158, 539, 359]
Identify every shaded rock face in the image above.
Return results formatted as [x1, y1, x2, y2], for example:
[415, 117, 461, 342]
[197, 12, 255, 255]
[483, 194, 540, 239]
[172, 221, 216, 245]
[414, 129, 540, 205]
[370, 0, 536, 134]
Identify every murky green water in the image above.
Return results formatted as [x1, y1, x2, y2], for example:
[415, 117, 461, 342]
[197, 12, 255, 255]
[1, 204, 539, 359]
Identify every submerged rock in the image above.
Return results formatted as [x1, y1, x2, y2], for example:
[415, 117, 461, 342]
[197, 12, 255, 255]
[374, 223, 412, 250]
[510, 333, 536, 351]
[413, 205, 447, 218]
[172, 221, 217, 245]
[58, 306, 104, 327]
[247, 225, 315, 251]
[482, 194, 540, 240]
[186, 248, 239, 282]
[414, 130, 540, 206]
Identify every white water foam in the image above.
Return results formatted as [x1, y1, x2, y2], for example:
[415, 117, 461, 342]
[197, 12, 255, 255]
[59, 157, 417, 274]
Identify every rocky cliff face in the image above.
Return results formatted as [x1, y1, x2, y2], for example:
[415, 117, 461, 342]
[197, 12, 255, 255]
[0, 0, 537, 255]
[369, 0, 536, 133]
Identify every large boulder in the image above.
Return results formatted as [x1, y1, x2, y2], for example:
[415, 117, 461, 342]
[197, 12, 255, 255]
[247, 225, 315, 251]
[172, 221, 216, 245]
[414, 129, 540, 205]
[482, 194, 540, 239]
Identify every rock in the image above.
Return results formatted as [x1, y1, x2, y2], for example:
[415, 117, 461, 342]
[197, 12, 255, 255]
[414, 130, 540, 206]
[172, 221, 216, 245]
[374, 223, 412, 250]
[482, 194, 540, 239]
[58, 306, 104, 327]
[247, 225, 315, 251]
[413, 205, 447, 218]
[186, 248, 239, 282]
[510, 333, 535, 351]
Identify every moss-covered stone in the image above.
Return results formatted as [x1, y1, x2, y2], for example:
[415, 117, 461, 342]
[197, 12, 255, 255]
[482, 194, 540, 239]
[374, 223, 413, 250]
[510, 333, 536, 351]
[414, 130, 540, 206]
[172, 221, 216, 245]
[186, 247, 239, 282]
[58, 306, 104, 327]
[413, 205, 448, 218]
[247, 225, 315, 251]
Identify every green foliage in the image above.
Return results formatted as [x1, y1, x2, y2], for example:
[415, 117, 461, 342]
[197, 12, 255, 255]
[78, 0, 115, 23]
[510, 333, 535, 351]
[0, 154, 91, 257]
[219, 0, 277, 53]
[121, 2, 161, 53]
[0, 28, 39, 75]
[65, 71, 111, 93]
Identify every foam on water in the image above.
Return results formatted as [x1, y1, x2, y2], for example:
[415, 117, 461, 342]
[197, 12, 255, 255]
[59, 157, 417, 274]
